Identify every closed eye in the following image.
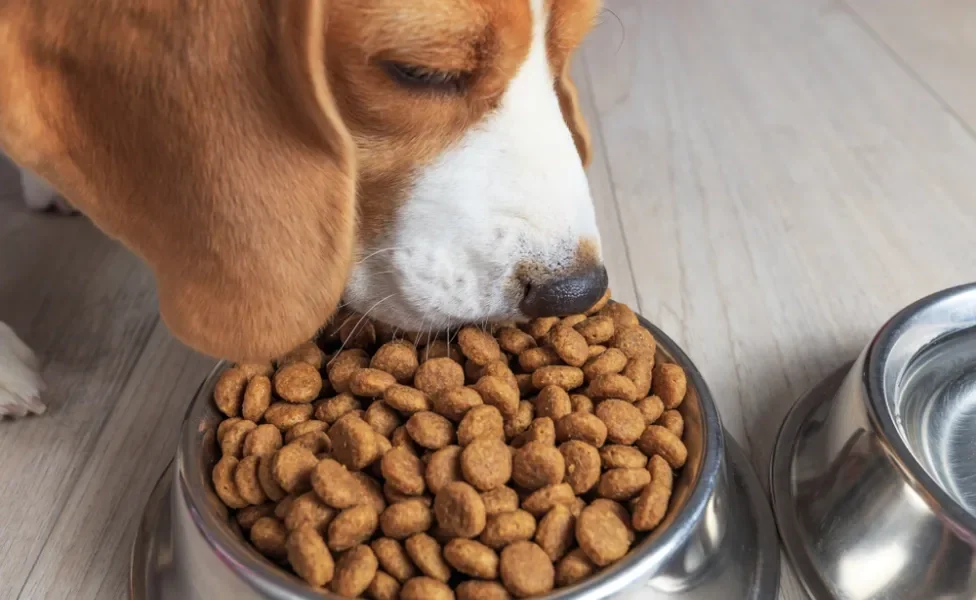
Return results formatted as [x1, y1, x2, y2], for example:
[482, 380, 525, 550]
[382, 61, 470, 94]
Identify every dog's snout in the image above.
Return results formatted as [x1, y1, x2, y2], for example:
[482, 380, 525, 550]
[520, 265, 609, 318]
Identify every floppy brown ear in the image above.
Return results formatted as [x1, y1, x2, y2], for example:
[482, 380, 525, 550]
[555, 60, 593, 167]
[28, 0, 356, 361]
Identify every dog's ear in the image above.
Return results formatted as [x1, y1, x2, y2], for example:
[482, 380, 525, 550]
[555, 60, 592, 167]
[47, 0, 357, 362]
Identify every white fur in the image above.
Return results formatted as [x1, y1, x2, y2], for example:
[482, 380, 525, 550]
[345, 0, 601, 331]
[20, 166, 76, 214]
[0, 322, 46, 418]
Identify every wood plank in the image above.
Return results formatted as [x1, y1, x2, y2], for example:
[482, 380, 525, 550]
[845, 0, 976, 131]
[18, 323, 213, 600]
[0, 158, 160, 600]
[580, 1, 976, 597]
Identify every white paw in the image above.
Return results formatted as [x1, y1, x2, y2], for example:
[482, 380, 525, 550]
[0, 322, 47, 419]
[20, 167, 77, 215]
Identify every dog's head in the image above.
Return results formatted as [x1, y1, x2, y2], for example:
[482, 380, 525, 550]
[30, 0, 603, 360]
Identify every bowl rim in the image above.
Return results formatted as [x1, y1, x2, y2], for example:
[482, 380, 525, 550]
[176, 315, 727, 599]
[864, 282, 976, 540]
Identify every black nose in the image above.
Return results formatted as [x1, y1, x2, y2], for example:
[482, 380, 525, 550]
[520, 266, 609, 318]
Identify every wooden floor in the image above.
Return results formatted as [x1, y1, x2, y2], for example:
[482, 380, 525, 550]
[2, 0, 976, 598]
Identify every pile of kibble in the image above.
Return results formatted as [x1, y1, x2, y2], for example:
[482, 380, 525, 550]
[210, 292, 689, 600]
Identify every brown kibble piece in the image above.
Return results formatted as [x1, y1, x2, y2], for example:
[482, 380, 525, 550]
[275, 495, 296, 520]
[499, 541, 554, 598]
[315, 393, 362, 424]
[366, 401, 402, 439]
[461, 438, 513, 492]
[330, 416, 380, 470]
[559, 440, 601, 494]
[458, 327, 503, 366]
[425, 445, 463, 495]
[212, 456, 247, 509]
[274, 362, 322, 404]
[220, 419, 257, 458]
[214, 367, 248, 417]
[290, 431, 332, 455]
[569, 394, 594, 414]
[279, 341, 325, 369]
[623, 355, 654, 397]
[381, 447, 426, 496]
[512, 442, 565, 490]
[234, 455, 267, 505]
[635, 395, 665, 425]
[421, 341, 464, 364]
[433, 386, 484, 422]
[531, 366, 584, 391]
[599, 444, 648, 469]
[659, 409, 684, 438]
[514, 417, 555, 447]
[589, 374, 639, 403]
[251, 517, 289, 560]
[586, 288, 611, 315]
[517, 347, 561, 372]
[243, 423, 283, 457]
[475, 376, 519, 419]
[238, 362, 275, 380]
[503, 400, 534, 439]
[328, 350, 370, 393]
[434, 481, 487, 538]
[406, 411, 455, 450]
[587, 344, 607, 359]
[237, 503, 276, 530]
[574, 316, 614, 345]
[581, 347, 627, 381]
[514, 374, 535, 398]
[524, 317, 560, 340]
[521, 483, 575, 517]
[548, 325, 589, 367]
[241, 375, 272, 422]
[561, 314, 587, 327]
[405, 534, 452, 582]
[264, 402, 314, 431]
[285, 419, 328, 443]
[576, 503, 632, 566]
[328, 505, 379, 552]
[649, 454, 674, 492]
[480, 361, 519, 392]
[285, 491, 336, 533]
[367, 570, 401, 600]
[355, 473, 389, 515]
[458, 405, 505, 446]
[637, 425, 688, 468]
[555, 413, 608, 447]
[216, 417, 242, 444]
[481, 486, 520, 516]
[380, 499, 434, 539]
[598, 467, 651, 501]
[610, 326, 656, 360]
[288, 524, 335, 586]
[534, 386, 571, 421]
[414, 358, 465, 395]
[653, 363, 687, 409]
[371, 341, 419, 383]
[595, 398, 645, 444]
[480, 510, 536, 550]
[258, 455, 287, 502]
[313, 458, 367, 509]
[633, 482, 671, 531]
[339, 317, 377, 350]
[445, 538, 500, 579]
[599, 303, 639, 329]
[272, 444, 318, 494]
[457, 580, 512, 600]
[497, 327, 536, 355]
[391, 425, 418, 454]
[372, 538, 417, 582]
[555, 548, 596, 587]
[384, 384, 431, 414]
[349, 368, 397, 398]
[401, 576, 454, 600]
[588, 499, 635, 542]
[535, 504, 576, 562]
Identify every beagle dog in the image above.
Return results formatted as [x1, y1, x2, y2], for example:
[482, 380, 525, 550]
[0, 0, 607, 417]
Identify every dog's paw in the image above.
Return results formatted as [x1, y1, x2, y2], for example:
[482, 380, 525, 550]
[0, 323, 47, 419]
[20, 168, 77, 215]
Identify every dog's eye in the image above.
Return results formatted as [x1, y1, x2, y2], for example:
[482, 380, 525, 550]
[383, 62, 468, 93]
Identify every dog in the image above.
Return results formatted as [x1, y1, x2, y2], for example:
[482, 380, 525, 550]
[0, 0, 607, 418]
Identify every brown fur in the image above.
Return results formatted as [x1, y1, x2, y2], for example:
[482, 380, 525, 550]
[0, 0, 598, 362]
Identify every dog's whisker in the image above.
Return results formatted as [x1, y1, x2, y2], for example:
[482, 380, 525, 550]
[355, 246, 403, 266]
[327, 294, 394, 365]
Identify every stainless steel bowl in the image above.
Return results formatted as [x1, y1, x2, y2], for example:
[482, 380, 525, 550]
[132, 317, 779, 599]
[771, 283, 976, 599]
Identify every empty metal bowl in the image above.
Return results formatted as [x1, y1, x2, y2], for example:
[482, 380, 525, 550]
[771, 283, 976, 599]
[131, 316, 779, 599]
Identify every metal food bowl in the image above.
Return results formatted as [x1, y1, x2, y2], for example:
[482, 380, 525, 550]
[771, 283, 976, 599]
[131, 316, 779, 599]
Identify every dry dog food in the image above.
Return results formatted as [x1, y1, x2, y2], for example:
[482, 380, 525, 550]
[210, 293, 692, 598]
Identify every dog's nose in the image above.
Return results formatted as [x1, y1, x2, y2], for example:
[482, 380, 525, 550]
[520, 266, 609, 318]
